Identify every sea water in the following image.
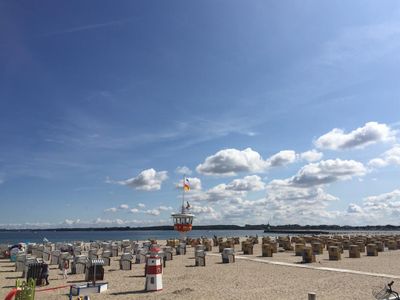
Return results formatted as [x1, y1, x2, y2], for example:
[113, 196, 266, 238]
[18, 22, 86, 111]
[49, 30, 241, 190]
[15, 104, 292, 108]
[0, 229, 268, 244]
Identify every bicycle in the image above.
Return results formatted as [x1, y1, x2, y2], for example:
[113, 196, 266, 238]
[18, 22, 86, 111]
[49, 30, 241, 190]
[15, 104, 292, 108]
[372, 281, 400, 300]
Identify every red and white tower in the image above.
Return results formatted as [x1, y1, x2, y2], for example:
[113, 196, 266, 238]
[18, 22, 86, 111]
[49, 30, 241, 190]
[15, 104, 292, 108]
[171, 176, 194, 240]
[145, 256, 163, 291]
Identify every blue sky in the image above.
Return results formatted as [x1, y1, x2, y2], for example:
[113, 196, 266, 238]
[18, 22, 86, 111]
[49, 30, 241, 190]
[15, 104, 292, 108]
[1, 1, 400, 228]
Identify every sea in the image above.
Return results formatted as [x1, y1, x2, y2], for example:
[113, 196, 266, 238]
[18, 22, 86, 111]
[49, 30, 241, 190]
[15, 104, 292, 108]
[0, 229, 268, 245]
[1, 229, 398, 245]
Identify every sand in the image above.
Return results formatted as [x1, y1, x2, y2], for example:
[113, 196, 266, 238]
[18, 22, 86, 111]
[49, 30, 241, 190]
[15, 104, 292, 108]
[1, 239, 400, 299]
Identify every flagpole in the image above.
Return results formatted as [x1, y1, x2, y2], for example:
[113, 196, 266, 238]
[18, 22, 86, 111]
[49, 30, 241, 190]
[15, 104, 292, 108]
[182, 175, 185, 214]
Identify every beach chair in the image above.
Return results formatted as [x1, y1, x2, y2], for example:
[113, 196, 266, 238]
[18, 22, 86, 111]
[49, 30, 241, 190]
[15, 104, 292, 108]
[85, 259, 105, 282]
[15, 254, 27, 273]
[221, 248, 235, 263]
[135, 249, 147, 264]
[50, 250, 60, 265]
[176, 243, 186, 255]
[195, 250, 206, 266]
[42, 249, 51, 261]
[88, 249, 99, 259]
[26, 262, 44, 285]
[71, 255, 88, 274]
[162, 247, 174, 261]
[111, 245, 119, 257]
[120, 253, 133, 270]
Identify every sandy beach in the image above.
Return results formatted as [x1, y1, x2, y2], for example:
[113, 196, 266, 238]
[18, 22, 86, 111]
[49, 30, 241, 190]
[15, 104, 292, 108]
[1, 237, 400, 299]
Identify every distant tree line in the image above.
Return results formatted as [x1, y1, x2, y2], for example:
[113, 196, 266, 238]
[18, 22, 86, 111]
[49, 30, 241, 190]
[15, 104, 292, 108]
[1, 224, 400, 231]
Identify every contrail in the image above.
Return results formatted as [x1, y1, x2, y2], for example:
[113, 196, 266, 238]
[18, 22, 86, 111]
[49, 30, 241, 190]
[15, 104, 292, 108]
[35, 17, 136, 38]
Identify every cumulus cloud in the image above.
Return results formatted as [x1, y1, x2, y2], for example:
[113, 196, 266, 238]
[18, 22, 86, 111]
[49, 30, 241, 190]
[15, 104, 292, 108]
[0, 218, 173, 229]
[176, 177, 202, 190]
[340, 189, 400, 224]
[255, 180, 342, 225]
[190, 205, 222, 222]
[113, 168, 168, 191]
[138, 203, 146, 208]
[104, 207, 118, 213]
[94, 218, 125, 225]
[190, 205, 216, 214]
[267, 150, 296, 167]
[315, 122, 395, 150]
[226, 175, 266, 191]
[266, 184, 338, 203]
[368, 145, 400, 168]
[300, 150, 323, 162]
[271, 159, 366, 187]
[63, 219, 81, 225]
[105, 204, 130, 212]
[196, 148, 267, 176]
[364, 189, 400, 207]
[175, 166, 192, 175]
[158, 206, 173, 211]
[186, 183, 246, 203]
[196, 148, 297, 176]
[130, 208, 139, 213]
[146, 209, 161, 216]
[347, 203, 363, 214]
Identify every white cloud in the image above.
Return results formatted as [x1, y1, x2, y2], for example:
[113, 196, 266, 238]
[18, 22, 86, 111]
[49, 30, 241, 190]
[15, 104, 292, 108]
[266, 150, 296, 167]
[271, 159, 367, 187]
[94, 218, 125, 225]
[186, 183, 246, 203]
[175, 166, 192, 175]
[146, 209, 161, 216]
[226, 175, 266, 191]
[347, 203, 363, 214]
[63, 219, 76, 225]
[130, 208, 139, 213]
[368, 145, 400, 168]
[266, 184, 338, 203]
[300, 150, 323, 162]
[315, 122, 395, 150]
[113, 168, 168, 191]
[190, 205, 222, 223]
[256, 181, 342, 225]
[104, 207, 118, 213]
[105, 204, 130, 212]
[158, 206, 173, 211]
[364, 189, 400, 207]
[196, 148, 297, 176]
[319, 22, 400, 67]
[190, 205, 216, 214]
[339, 189, 400, 225]
[176, 177, 202, 190]
[0, 218, 173, 229]
[138, 203, 146, 208]
[196, 148, 267, 176]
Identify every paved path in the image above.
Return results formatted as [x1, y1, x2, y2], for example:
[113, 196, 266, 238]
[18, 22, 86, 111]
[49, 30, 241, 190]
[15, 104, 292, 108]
[208, 253, 400, 279]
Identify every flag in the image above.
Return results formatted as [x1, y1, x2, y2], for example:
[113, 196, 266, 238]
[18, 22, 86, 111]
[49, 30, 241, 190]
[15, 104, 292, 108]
[183, 177, 190, 191]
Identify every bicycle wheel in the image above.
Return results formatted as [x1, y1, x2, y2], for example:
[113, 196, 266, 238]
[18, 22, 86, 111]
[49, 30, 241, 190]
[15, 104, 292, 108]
[372, 285, 390, 300]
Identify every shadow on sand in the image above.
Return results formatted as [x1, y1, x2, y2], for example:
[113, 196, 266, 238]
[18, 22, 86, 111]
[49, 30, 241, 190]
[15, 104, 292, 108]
[110, 290, 147, 295]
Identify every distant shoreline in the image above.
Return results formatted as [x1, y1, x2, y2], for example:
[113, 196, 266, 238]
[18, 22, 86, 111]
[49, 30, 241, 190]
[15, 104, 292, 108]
[1, 224, 400, 232]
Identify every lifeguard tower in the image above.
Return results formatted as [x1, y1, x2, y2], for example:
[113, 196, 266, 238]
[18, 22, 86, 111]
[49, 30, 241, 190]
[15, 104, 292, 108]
[172, 177, 194, 240]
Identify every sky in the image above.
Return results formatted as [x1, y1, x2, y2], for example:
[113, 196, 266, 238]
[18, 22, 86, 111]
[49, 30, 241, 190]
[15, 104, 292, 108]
[1, 1, 400, 228]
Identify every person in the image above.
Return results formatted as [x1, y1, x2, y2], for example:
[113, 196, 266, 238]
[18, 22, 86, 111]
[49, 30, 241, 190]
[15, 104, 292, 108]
[41, 263, 49, 285]
[62, 259, 68, 279]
